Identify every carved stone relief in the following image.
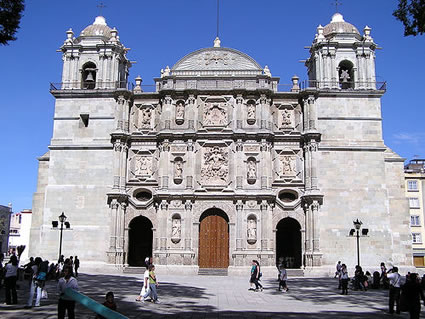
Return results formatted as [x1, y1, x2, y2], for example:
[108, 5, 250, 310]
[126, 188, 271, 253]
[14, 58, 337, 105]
[134, 156, 153, 176]
[200, 146, 229, 184]
[139, 107, 152, 129]
[280, 109, 294, 127]
[203, 102, 227, 126]
[174, 157, 183, 184]
[280, 155, 296, 176]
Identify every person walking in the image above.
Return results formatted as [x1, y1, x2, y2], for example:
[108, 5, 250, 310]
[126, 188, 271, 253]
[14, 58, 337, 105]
[278, 264, 288, 292]
[74, 256, 80, 277]
[142, 264, 159, 303]
[387, 266, 401, 314]
[57, 265, 78, 319]
[25, 257, 43, 308]
[250, 260, 263, 292]
[136, 264, 149, 301]
[340, 264, 349, 295]
[335, 261, 342, 289]
[4, 255, 19, 305]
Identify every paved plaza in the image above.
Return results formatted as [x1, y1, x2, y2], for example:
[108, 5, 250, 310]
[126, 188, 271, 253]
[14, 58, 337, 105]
[0, 271, 421, 318]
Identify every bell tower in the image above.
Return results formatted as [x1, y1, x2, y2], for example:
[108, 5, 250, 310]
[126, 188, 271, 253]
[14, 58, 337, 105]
[305, 13, 378, 90]
[60, 16, 130, 89]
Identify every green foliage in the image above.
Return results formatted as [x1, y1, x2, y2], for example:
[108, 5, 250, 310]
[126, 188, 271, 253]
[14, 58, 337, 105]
[0, 0, 25, 45]
[393, 0, 425, 36]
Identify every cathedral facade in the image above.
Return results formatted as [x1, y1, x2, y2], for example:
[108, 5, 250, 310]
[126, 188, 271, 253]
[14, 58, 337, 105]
[30, 13, 413, 275]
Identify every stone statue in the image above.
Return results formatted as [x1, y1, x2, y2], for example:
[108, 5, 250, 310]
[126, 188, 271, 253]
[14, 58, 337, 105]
[139, 108, 152, 128]
[247, 103, 256, 121]
[174, 160, 183, 179]
[340, 69, 350, 83]
[281, 109, 293, 126]
[172, 218, 181, 238]
[134, 156, 152, 176]
[280, 156, 296, 176]
[247, 159, 256, 179]
[176, 101, 185, 120]
[247, 218, 257, 241]
[200, 146, 229, 184]
[203, 103, 227, 126]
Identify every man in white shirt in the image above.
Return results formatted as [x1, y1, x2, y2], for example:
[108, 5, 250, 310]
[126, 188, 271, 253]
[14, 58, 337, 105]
[386, 266, 401, 314]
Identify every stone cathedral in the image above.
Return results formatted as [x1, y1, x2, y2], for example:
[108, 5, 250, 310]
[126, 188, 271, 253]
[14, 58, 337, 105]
[30, 13, 413, 275]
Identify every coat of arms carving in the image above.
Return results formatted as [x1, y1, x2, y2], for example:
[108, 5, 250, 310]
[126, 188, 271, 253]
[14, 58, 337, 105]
[203, 103, 227, 126]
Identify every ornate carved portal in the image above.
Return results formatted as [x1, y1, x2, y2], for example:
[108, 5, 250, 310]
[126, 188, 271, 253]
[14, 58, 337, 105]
[200, 146, 229, 185]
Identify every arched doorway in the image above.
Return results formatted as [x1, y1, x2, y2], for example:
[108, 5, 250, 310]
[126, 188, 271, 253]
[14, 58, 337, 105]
[128, 216, 153, 267]
[199, 208, 229, 269]
[276, 217, 302, 268]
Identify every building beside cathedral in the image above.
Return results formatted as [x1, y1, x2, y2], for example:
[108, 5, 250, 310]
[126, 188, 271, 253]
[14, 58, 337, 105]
[29, 12, 413, 275]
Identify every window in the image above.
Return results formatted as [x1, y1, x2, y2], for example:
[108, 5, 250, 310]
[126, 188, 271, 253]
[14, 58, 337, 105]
[412, 233, 422, 244]
[409, 197, 420, 208]
[408, 180, 418, 191]
[411, 215, 421, 226]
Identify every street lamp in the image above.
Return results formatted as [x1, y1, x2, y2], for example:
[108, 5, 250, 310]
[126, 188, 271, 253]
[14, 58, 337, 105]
[349, 219, 369, 266]
[52, 212, 71, 261]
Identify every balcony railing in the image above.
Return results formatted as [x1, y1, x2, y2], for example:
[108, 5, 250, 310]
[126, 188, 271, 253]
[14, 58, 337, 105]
[50, 81, 134, 91]
[300, 80, 386, 91]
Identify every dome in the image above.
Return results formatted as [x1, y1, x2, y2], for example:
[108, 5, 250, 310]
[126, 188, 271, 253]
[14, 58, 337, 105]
[323, 13, 360, 37]
[80, 16, 112, 38]
[171, 46, 263, 76]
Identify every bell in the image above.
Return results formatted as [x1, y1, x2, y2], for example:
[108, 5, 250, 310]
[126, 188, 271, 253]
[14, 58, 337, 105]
[85, 71, 94, 82]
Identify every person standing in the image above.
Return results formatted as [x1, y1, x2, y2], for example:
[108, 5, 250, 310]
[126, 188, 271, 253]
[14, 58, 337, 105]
[57, 265, 78, 319]
[4, 255, 19, 305]
[402, 273, 425, 319]
[74, 256, 80, 277]
[142, 264, 159, 303]
[26, 257, 43, 308]
[387, 266, 401, 314]
[340, 264, 349, 295]
[335, 261, 342, 288]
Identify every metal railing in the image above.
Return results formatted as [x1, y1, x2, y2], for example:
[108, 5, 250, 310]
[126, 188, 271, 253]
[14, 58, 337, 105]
[300, 80, 386, 91]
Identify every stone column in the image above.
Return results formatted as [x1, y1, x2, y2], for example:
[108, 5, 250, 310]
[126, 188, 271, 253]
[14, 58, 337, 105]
[112, 141, 121, 189]
[184, 201, 192, 251]
[109, 200, 119, 254]
[304, 145, 311, 190]
[159, 200, 168, 251]
[312, 201, 320, 253]
[120, 144, 128, 191]
[260, 201, 268, 251]
[236, 201, 243, 250]
[310, 142, 318, 190]
[305, 203, 313, 254]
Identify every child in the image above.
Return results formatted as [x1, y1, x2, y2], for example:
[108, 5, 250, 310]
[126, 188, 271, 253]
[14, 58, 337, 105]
[96, 291, 117, 319]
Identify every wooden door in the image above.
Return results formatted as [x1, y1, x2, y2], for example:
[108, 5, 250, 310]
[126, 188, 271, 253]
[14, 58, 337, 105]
[199, 214, 229, 268]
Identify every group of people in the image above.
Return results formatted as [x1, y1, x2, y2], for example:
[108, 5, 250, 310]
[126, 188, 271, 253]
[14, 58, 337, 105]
[336, 261, 425, 319]
[136, 257, 159, 303]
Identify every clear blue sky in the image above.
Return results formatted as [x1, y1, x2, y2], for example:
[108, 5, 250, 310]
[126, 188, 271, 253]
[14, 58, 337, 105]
[1, 0, 424, 213]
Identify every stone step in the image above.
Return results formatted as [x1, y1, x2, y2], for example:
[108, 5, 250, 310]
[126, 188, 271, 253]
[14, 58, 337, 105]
[123, 267, 146, 274]
[286, 269, 304, 277]
[198, 268, 228, 276]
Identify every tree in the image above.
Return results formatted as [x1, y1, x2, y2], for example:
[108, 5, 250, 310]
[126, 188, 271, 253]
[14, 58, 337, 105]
[0, 0, 25, 45]
[393, 0, 425, 36]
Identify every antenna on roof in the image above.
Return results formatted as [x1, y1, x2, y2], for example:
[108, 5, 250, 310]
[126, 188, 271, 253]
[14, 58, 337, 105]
[216, 0, 220, 38]
[332, 0, 342, 13]
[97, 2, 106, 16]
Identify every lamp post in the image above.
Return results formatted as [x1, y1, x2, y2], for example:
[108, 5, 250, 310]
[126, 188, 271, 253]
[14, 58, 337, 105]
[52, 212, 71, 261]
[349, 219, 368, 267]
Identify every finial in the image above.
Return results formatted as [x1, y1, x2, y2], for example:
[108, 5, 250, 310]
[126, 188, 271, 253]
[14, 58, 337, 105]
[332, 0, 342, 13]
[163, 66, 170, 77]
[363, 25, 372, 40]
[65, 28, 74, 44]
[214, 37, 221, 47]
[134, 75, 143, 92]
[97, 2, 106, 16]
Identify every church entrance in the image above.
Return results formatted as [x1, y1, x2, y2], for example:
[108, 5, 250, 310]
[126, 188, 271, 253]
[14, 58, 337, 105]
[128, 216, 153, 267]
[276, 217, 302, 268]
[199, 209, 229, 269]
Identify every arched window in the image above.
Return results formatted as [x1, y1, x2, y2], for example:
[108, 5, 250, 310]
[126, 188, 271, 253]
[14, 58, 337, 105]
[81, 62, 97, 89]
[338, 60, 354, 89]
